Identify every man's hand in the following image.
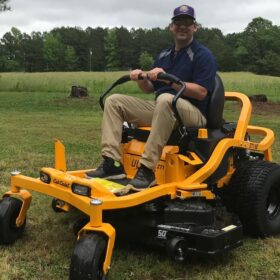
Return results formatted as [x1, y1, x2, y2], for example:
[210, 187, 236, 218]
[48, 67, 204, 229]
[130, 69, 154, 93]
[130, 69, 147, 81]
[147, 67, 165, 81]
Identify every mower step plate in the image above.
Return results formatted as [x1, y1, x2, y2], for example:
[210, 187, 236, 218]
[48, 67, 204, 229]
[157, 223, 243, 255]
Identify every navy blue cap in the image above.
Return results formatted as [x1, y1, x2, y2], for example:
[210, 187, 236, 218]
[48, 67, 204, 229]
[172, 5, 196, 20]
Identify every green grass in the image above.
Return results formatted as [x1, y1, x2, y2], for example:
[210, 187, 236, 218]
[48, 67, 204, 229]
[1, 71, 280, 102]
[221, 72, 280, 102]
[0, 71, 280, 280]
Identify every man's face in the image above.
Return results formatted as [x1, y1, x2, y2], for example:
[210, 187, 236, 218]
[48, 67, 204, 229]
[170, 16, 197, 43]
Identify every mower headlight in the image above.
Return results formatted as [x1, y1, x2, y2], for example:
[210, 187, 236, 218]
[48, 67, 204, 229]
[40, 171, 51, 184]
[71, 183, 91, 196]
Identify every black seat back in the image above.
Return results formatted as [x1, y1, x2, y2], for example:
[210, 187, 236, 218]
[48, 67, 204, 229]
[206, 75, 225, 129]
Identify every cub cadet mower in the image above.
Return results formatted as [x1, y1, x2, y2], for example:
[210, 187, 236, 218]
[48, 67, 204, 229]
[1, 73, 280, 280]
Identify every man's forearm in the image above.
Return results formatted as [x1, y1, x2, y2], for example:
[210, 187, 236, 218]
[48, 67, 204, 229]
[137, 79, 155, 93]
[171, 82, 207, 100]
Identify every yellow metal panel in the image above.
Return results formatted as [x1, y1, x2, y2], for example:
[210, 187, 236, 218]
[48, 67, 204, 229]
[198, 128, 208, 139]
[178, 152, 203, 165]
[165, 153, 186, 183]
[55, 139, 66, 172]
[225, 92, 252, 140]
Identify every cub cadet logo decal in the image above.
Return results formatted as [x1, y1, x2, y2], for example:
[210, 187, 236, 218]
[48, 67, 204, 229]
[192, 191, 202, 197]
[131, 159, 164, 170]
[53, 178, 70, 188]
[241, 141, 259, 150]
[249, 143, 259, 150]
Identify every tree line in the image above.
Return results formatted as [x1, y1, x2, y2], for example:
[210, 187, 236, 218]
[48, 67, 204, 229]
[0, 17, 279, 76]
[0, 0, 10, 12]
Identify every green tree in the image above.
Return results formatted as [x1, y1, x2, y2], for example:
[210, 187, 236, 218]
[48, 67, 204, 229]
[29, 32, 45, 71]
[115, 27, 133, 70]
[64, 46, 77, 71]
[131, 28, 148, 68]
[245, 17, 273, 33]
[139, 51, 153, 70]
[51, 27, 89, 71]
[0, 27, 23, 71]
[86, 27, 107, 71]
[237, 17, 280, 75]
[105, 28, 120, 70]
[43, 34, 65, 71]
[0, 0, 10, 11]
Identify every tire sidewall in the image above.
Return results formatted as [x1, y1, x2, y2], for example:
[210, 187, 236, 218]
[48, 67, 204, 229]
[70, 233, 107, 280]
[0, 197, 26, 244]
[257, 167, 280, 235]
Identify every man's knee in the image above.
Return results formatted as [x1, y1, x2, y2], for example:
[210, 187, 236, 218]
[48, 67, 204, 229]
[156, 93, 173, 108]
[105, 93, 123, 108]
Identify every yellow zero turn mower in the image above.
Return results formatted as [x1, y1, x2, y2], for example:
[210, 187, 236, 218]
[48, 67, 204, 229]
[1, 73, 279, 280]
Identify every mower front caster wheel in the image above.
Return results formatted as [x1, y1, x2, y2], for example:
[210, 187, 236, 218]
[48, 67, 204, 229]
[51, 198, 65, 212]
[70, 233, 108, 280]
[166, 237, 188, 262]
[0, 197, 26, 244]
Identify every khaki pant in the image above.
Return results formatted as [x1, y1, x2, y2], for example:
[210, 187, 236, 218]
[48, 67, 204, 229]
[101, 93, 206, 170]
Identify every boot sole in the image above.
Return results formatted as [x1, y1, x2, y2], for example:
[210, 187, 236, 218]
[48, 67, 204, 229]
[127, 179, 157, 192]
[85, 173, 126, 180]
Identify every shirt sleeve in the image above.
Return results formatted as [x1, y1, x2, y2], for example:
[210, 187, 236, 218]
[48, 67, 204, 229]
[192, 49, 217, 93]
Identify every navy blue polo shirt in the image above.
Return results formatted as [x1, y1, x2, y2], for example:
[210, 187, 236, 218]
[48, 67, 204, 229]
[151, 39, 217, 117]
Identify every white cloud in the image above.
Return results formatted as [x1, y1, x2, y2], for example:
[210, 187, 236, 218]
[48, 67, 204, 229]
[0, 0, 279, 37]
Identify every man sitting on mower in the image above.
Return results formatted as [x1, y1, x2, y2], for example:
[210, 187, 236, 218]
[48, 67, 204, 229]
[86, 4, 217, 191]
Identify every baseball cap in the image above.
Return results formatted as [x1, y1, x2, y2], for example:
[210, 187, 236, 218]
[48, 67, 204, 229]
[172, 5, 196, 20]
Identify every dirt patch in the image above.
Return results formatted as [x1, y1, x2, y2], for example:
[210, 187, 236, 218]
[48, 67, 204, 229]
[251, 102, 280, 115]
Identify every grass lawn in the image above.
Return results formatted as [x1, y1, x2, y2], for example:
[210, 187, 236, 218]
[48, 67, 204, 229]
[0, 72, 279, 280]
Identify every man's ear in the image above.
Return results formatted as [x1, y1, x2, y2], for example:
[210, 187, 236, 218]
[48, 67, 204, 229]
[193, 23, 198, 32]
[169, 23, 174, 32]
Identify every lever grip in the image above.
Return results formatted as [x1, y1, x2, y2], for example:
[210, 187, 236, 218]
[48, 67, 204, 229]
[157, 72, 181, 84]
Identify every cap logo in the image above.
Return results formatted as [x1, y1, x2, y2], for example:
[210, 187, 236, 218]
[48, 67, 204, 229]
[179, 5, 189, 12]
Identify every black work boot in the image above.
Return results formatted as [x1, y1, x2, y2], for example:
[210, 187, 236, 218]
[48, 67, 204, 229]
[127, 164, 156, 191]
[85, 156, 126, 180]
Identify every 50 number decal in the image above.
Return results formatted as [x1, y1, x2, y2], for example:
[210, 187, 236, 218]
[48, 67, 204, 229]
[157, 229, 167, 239]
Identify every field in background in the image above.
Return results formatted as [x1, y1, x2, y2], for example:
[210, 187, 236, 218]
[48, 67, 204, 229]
[0, 71, 280, 102]
[0, 71, 279, 279]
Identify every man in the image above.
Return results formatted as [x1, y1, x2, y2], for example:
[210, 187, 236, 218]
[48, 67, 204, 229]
[86, 4, 217, 191]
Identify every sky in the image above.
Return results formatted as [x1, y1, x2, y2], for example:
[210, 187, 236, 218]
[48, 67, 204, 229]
[0, 0, 280, 37]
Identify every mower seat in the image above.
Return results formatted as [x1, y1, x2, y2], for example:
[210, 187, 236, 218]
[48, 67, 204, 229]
[206, 74, 225, 129]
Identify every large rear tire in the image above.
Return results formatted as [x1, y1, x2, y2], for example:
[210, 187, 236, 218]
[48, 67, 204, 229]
[222, 160, 250, 212]
[0, 197, 26, 244]
[231, 160, 280, 237]
[70, 233, 108, 280]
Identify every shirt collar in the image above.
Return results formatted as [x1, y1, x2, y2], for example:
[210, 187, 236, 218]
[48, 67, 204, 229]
[173, 39, 196, 53]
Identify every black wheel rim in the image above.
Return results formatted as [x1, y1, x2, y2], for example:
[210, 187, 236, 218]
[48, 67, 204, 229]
[267, 182, 280, 219]
[174, 241, 186, 262]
